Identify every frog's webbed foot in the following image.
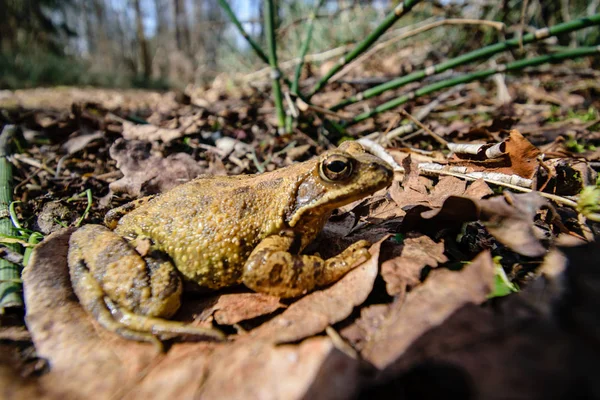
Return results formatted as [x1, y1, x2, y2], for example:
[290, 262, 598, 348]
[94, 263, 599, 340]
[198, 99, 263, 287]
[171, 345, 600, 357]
[68, 225, 225, 348]
[242, 233, 370, 298]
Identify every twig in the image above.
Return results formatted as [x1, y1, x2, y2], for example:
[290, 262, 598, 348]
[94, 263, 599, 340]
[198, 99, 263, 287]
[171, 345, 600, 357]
[518, 0, 530, 52]
[399, 109, 448, 147]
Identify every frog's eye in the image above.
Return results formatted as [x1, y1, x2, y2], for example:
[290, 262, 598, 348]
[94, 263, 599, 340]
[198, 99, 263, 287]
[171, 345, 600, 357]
[319, 155, 354, 182]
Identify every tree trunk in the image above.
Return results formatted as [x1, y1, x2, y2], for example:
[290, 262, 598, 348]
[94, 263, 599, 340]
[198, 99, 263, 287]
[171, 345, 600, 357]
[174, 0, 191, 56]
[133, 0, 152, 80]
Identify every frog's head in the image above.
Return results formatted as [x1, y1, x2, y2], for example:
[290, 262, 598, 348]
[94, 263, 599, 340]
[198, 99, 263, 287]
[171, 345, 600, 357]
[287, 141, 393, 227]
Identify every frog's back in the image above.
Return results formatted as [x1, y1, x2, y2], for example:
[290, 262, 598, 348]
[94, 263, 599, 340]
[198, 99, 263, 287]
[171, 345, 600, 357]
[114, 172, 302, 288]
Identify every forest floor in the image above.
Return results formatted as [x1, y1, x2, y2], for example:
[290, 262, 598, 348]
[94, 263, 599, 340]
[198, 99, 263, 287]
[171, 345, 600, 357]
[1, 60, 600, 399]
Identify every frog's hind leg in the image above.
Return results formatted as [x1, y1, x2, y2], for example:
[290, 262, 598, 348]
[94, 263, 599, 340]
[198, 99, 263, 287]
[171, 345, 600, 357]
[68, 225, 224, 346]
[242, 233, 371, 298]
[69, 258, 164, 350]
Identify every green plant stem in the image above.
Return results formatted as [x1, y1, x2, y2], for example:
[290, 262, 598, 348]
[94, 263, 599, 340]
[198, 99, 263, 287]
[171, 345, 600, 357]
[217, 0, 270, 65]
[286, 0, 327, 132]
[265, 0, 286, 133]
[292, 0, 326, 96]
[334, 13, 600, 110]
[218, 0, 304, 102]
[348, 46, 600, 125]
[308, 0, 423, 97]
[0, 125, 22, 312]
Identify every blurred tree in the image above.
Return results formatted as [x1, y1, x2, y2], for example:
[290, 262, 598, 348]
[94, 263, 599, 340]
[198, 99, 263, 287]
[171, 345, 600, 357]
[133, 0, 152, 80]
[0, 0, 77, 54]
[174, 0, 192, 56]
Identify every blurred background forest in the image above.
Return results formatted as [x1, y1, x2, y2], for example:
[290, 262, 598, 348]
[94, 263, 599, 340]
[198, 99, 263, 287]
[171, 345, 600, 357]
[1, 0, 598, 90]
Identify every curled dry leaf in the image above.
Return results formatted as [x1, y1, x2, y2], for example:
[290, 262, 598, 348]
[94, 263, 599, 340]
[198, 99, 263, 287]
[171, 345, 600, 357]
[478, 192, 551, 257]
[450, 129, 541, 180]
[381, 233, 448, 296]
[108, 139, 205, 197]
[250, 238, 387, 344]
[361, 250, 495, 369]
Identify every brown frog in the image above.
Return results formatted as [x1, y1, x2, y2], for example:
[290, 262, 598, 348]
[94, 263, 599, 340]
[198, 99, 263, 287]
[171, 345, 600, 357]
[67, 142, 393, 346]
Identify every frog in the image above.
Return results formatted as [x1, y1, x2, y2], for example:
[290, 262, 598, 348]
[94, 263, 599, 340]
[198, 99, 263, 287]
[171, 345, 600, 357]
[67, 141, 393, 347]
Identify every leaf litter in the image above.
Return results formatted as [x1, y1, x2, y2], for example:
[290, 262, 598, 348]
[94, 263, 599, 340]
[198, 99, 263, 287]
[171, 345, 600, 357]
[1, 67, 600, 399]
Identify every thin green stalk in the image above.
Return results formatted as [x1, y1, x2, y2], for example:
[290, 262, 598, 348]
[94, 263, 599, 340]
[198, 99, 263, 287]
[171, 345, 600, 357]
[265, 0, 286, 134]
[217, 0, 270, 65]
[308, 0, 423, 97]
[292, 0, 326, 96]
[334, 13, 600, 110]
[348, 46, 600, 125]
[0, 125, 22, 312]
[218, 0, 304, 102]
[286, 0, 327, 132]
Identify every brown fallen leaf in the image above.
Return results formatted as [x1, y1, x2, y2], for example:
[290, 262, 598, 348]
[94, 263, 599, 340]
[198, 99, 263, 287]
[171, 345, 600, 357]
[199, 337, 360, 400]
[361, 250, 495, 369]
[380, 233, 448, 296]
[340, 304, 390, 352]
[107, 138, 205, 198]
[195, 293, 286, 326]
[428, 176, 467, 208]
[250, 238, 387, 343]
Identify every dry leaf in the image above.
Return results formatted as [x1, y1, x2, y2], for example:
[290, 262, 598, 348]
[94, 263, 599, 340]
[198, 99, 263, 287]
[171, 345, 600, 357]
[381, 233, 448, 295]
[199, 337, 360, 400]
[196, 293, 285, 326]
[362, 250, 495, 369]
[478, 192, 551, 257]
[108, 139, 205, 197]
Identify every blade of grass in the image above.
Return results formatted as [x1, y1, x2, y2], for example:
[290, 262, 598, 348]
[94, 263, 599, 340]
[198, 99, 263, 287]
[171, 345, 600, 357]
[308, 0, 423, 97]
[0, 125, 22, 312]
[348, 46, 600, 125]
[333, 13, 600, 110]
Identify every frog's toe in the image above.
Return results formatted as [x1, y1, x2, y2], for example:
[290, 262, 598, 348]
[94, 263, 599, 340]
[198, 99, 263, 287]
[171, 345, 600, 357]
[105, 298, 225, 342]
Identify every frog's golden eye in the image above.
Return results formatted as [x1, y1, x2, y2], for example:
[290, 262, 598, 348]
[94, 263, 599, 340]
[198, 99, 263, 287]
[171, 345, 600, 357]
[319, 155, 354, 182]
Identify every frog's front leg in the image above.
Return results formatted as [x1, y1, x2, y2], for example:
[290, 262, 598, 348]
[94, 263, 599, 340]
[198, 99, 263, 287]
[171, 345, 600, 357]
[242, 232, 371, 298]
[68, 225, 224, 347]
